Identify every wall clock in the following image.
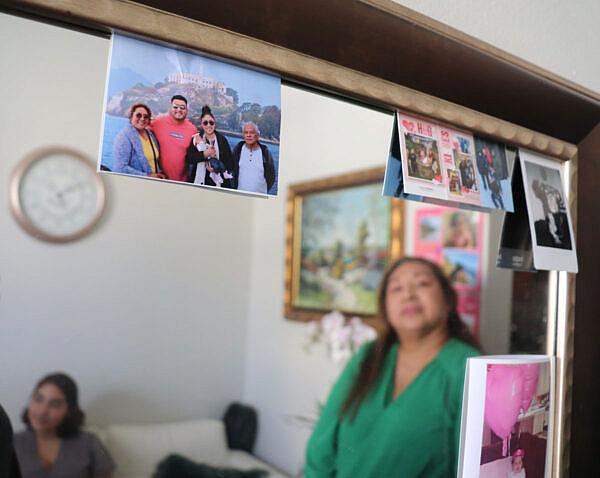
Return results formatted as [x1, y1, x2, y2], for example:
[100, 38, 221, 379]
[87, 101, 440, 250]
[9, 146, 106, 243]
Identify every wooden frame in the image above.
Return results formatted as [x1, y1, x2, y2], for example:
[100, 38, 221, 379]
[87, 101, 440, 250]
[4, 0, 577, 162]
[284, 167, 403, 322]
[1, 1, 586, 474]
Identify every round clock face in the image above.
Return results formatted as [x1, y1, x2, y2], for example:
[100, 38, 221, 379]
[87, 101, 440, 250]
[10, 147, 105, 242]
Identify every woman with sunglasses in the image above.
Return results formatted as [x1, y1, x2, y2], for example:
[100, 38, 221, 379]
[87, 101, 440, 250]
[112, 103, 165, 178]
[186, 105, 234, 188]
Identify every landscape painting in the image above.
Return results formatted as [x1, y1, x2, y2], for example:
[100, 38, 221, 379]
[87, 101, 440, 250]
[284, 168, 403, 321]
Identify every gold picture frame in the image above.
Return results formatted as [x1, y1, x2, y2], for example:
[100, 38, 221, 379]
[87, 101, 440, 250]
[284, 167, 403, 322]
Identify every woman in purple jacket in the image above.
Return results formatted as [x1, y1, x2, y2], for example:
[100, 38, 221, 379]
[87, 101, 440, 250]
[112, 103, 165, 178]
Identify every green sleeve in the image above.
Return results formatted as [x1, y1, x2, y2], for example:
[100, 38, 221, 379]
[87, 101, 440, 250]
[304, 343, 372, 478]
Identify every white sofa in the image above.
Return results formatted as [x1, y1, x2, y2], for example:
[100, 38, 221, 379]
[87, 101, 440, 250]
[89, 418, 288, 478]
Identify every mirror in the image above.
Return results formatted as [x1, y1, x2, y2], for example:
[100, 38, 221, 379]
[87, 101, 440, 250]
[0, 12, 557, 477]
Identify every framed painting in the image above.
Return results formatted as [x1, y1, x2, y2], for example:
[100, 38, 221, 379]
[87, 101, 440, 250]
[284, 167, 403, 321]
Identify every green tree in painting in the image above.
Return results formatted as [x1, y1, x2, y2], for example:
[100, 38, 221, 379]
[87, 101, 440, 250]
[330, 240, 345, 280]
[354, 220, 369, 266]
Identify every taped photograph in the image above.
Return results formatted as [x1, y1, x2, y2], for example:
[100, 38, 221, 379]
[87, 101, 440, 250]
[440, 127, 481, 206]
[98, 33, 281, 196]
[397, 112, 447, 200]
[474, 137, 515, 212]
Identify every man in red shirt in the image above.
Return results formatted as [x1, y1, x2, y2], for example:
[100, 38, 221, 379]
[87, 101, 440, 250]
[151, 95, 198, 182]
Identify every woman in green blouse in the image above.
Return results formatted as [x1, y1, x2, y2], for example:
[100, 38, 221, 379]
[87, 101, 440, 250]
[305, 257, 481, 478]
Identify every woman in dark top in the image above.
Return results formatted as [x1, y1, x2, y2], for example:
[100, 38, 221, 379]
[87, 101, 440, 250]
[14, 373, 115, 478]
[0, 402, 22, 477]
[186, 105, 234, 188]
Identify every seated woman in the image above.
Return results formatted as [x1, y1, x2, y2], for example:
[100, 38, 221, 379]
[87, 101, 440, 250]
[305, 257, 480, 477]
[14, 373, 115, 478]
[0, 402, 21, 477]
[112, 103, 164, 178]
[186, 105, 234, 188]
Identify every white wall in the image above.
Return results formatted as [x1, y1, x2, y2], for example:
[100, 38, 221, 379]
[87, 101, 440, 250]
[0, 13, 254, 427]
[393, 0, 600, 94]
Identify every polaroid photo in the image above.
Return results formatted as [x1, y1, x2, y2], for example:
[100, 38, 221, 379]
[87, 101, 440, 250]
[520, 149, 578, 273]
[458, 355, 555, 478]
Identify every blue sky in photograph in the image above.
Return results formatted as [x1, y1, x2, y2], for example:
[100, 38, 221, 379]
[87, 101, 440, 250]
[108, 34, 280, 106]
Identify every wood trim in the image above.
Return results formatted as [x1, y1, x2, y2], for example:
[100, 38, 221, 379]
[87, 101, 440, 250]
[5, 0, 577, 160]
[127, 0, 600, 145]
[571, 124, 600, 476]
[551, 155, 577, 476]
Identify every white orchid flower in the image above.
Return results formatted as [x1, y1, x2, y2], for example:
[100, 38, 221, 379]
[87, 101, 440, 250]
[321, 310, 345, 333]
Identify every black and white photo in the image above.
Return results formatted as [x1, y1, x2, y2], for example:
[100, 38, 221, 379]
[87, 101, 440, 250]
[520, 150, 578, 272]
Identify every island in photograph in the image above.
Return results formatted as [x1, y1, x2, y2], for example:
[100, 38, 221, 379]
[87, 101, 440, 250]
[99, 33, 281, 196]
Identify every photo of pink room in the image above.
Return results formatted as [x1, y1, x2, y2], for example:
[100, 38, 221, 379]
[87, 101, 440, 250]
[479, 362, 551, 478]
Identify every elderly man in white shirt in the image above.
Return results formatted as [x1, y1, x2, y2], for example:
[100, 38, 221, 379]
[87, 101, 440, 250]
[231, 122, 276, 194]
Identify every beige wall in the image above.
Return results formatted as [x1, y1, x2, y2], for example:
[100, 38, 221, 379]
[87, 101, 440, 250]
[0, 13, 254, 427]
[393, 0, 600, 95]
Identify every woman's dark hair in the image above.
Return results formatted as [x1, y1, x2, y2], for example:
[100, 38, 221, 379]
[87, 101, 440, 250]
[21, 373, 84, 438]
[340, 257, 480, 419]
[200, 105, 214, 120]
[128, 103, 152, 120]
